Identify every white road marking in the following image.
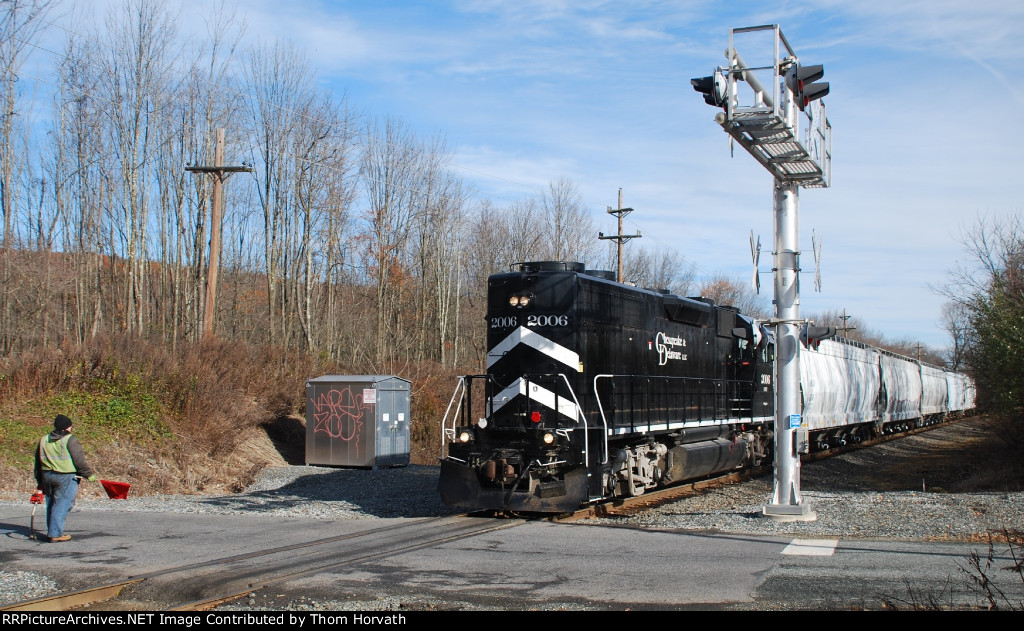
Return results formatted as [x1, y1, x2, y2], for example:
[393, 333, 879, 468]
[782, 538, 839, 556]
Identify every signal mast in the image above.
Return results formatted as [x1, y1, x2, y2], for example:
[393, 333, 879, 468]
[692, 25, 833, 521]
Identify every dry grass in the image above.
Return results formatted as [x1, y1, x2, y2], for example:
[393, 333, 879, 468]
[0, 335, 466, 500]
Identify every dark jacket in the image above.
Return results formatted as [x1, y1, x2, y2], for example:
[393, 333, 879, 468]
[34, 431, 96, 488]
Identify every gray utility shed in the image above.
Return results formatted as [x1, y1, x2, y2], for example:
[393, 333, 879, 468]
[305, 375, 411, 469]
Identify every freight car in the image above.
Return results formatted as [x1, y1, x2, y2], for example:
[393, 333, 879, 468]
[438, 261, 975, 513]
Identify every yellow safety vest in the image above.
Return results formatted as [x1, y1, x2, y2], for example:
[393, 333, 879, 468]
[38, 434, 76, 474]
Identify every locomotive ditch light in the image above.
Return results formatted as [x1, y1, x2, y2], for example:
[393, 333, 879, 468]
[542, 432, 555, 445]
[458, 430, 472, 443]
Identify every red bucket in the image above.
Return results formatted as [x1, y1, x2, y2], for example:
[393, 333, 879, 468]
[100, 479, 130, 500]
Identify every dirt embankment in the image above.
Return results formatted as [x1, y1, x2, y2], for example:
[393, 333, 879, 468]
[820, 414, 1023, 493]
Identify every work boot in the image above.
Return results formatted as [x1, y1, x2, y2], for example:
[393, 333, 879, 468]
[49, 534, 72, 542]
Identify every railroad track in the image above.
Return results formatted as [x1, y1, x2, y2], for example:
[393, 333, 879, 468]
[1, 418, 964, 611]
[1, 514, 517, 611]
[553, 417, 959, 521]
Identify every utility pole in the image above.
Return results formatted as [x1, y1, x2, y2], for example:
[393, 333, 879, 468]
[838, 309, 856, 338]
[598, 188, 641, 283]
[186, 128, 253, 340]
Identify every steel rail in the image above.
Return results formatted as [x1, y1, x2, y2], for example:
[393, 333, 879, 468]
[0, 580, 144, 612]
[170, 518, 521, 611]
[554, 416, 968, 521]
[0, 514, 498, 611]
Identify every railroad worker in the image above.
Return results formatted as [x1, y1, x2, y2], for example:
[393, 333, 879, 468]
[34, 414, 96, 542]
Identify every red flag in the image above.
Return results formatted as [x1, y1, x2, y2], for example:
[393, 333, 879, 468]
[100, 479, 130, 500]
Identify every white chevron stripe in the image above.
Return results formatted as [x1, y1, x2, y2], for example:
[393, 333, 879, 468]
[487, 326, 580, 371]
[490, 380, 524, 411]
[491, 378, 581, 422]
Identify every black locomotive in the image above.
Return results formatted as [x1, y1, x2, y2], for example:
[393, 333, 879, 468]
[437, 261, 974, 513]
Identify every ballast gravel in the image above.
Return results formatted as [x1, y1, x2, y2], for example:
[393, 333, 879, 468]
[2, 419, 1021, 610]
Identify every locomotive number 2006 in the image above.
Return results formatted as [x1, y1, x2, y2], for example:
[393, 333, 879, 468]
[490, 314, 570, 328]
[526, 314, 569, 327]
[490, 316, 518, 328]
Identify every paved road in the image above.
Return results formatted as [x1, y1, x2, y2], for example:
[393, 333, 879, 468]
[0, 505, 1017, 611]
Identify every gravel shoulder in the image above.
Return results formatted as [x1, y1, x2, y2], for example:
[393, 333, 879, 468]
[592, 415, 1023, 541]
[1, 415, 1021, 610]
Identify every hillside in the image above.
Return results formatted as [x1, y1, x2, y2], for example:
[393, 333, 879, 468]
[0, 336, 465, 501]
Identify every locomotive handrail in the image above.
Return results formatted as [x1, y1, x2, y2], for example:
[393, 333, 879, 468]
[593, 373, 771, 437]
[554, 373, 590, 479]
[439, 376, 468, 460]
[442, 373, 504, 457]
[592, 374, 613, 465]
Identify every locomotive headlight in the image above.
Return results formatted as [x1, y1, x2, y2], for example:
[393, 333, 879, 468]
[508, 294, 533, 308]
[458, 430, 472, 443]
[542, 432, 555, 445]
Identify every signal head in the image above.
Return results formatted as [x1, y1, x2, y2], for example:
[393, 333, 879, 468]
[691, 69, 727, 108]
[786, 63, 829, 111]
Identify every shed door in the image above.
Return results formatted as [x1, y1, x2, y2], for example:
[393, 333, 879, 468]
[374, 386, 410, 467]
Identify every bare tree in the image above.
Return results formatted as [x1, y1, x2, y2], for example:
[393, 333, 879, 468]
[940, 301, 970, 370]
[97, 0, 177, 335]
[618, 246, 696, 295]
[289, 91, 359, 353]
[360, 116, 421, 364]
[938, 212, 1024, 410]
[243, 40, 317, 345]
[0, 0, 57, 351]
[461, 196, 545, 309]
[696, 273, 770, 319]
[538, 177, 596, 263]
[408, 133, 467, 365]
[51, 34, 109, 345]
[939, 213, 1024, 310]
[310, 102, 359, 360]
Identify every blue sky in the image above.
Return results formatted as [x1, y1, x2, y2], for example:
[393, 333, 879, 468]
[39, 0, 1024, 351]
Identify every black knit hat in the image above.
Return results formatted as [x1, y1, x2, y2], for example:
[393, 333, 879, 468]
[53, 414, 72, 432]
